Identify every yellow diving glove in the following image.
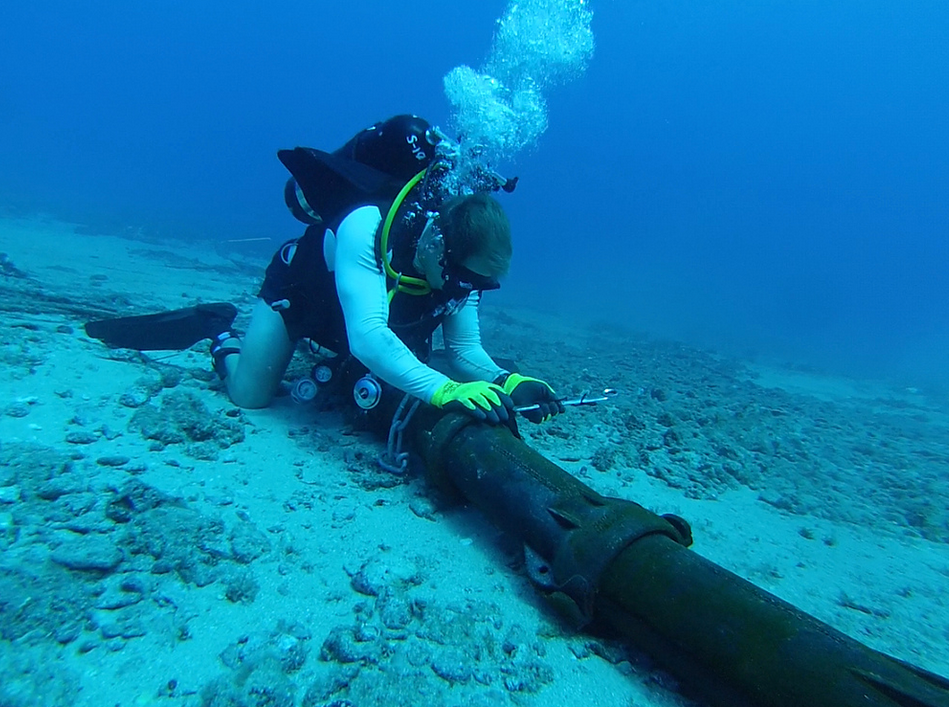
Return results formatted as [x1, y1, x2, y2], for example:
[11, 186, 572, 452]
[499, 373, 565, 424]
[430, 380, 514, 425]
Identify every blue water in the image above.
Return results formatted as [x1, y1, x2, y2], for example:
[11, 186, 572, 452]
[1, 0, 947, 383]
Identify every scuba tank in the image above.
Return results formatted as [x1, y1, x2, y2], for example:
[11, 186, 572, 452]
[278, 114, 518, 231]
[279, 115, 440, 229]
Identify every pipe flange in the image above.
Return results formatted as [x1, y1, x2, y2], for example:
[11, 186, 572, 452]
[420, 412, 477, 497]
[531, 494, 692, 625]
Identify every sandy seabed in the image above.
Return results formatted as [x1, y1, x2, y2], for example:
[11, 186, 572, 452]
[0, 215, 947, 707]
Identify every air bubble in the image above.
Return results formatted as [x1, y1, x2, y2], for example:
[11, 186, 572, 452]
[444, 0, 594, 164]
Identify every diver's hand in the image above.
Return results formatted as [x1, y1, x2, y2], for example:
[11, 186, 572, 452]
[500, 373, 565, 424]
[430, 380, 513, 425]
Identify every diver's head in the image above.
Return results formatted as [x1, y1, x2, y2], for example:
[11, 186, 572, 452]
[414, 193, 512, 297]
[353, 114, 439, 181]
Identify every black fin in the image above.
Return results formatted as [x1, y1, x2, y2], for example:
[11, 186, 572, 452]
[277, 147, 402, 227]
[84, 303, 238, 351]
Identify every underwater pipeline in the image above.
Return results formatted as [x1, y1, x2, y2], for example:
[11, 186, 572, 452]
[367, 398, 949, 707]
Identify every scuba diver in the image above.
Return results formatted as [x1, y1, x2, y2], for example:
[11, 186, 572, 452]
[88, 115, 562, 425]
[222, 114, 564, 424]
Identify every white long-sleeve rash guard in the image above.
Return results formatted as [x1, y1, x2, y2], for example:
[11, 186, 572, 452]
[332, 205, 506, 403]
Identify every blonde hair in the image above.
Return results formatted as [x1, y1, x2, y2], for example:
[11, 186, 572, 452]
[439, 193, 512, 276]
